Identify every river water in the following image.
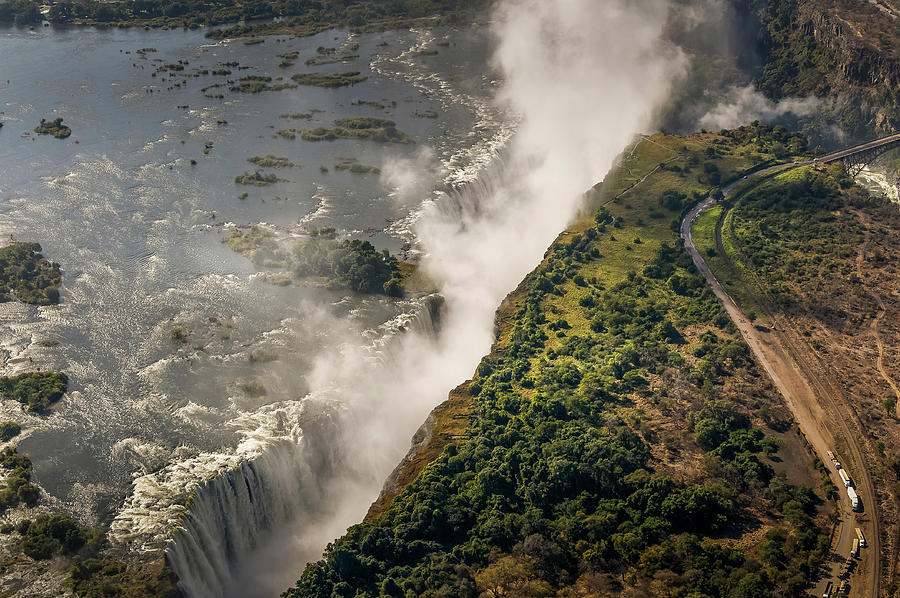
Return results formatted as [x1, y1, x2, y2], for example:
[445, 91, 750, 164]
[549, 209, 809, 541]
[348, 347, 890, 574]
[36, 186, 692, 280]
[0, 23, 510, 596]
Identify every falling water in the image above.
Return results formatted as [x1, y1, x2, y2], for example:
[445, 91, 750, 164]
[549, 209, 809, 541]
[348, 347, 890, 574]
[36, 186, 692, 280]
[165, 293, 444, 598]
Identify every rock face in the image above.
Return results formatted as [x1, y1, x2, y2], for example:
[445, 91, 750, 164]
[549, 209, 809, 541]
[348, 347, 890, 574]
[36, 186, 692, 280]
[754, 0, 900, 136]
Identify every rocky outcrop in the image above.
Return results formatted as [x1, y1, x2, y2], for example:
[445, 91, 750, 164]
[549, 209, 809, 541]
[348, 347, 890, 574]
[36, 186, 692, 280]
[754, 0, 900, 136]
[800, 3, 900, 87]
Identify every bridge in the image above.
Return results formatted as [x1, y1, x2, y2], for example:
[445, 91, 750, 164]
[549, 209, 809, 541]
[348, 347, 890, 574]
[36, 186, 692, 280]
[816, 131, 900, 175]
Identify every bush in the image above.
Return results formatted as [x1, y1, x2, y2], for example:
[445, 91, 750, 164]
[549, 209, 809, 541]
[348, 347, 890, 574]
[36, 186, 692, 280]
[0, 372, 68, 413]
[0, 421, 20, 442]
[0, 242, 62, 305]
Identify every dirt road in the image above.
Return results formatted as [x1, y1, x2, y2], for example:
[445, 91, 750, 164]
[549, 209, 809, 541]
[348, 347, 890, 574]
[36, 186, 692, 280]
[682, 194, 878, 597]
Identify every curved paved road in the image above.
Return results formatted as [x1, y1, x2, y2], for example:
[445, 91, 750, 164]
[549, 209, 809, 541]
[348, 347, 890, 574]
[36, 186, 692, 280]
[681, 174, 880, 598]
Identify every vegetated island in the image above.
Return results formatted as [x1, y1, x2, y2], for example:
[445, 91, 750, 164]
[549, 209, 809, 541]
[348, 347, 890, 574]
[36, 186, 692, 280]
[204, 1, 491, 39]
[283, 125, 832, 597]
[335, 158, 380, 174]
[247, 155, 296, 168]
[280, 111, 320, 120]
[34, 118, 71, 139]
[290, 72, 368, 88]
[234, 171, 283, 186]
[228, 75, 297, 93]
[227, 226, 404, 296]
[304, 44, 360, 66]
[0, 242, 62, 305]
[1, 0, 489, 35]
[0, 442, 179, 596]
[0, 372, 68, 413]
[301, 117, 413, 144]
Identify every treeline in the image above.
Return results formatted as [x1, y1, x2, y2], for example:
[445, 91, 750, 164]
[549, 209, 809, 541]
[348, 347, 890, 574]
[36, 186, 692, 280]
[0, 0, 39, 25]
[285, 190, 828, 596]
[722, 121, 809, 159]
[1, 0, 490, 31]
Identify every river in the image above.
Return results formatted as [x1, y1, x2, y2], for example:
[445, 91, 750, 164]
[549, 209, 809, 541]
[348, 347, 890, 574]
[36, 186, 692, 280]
[0, 23, 510, 596]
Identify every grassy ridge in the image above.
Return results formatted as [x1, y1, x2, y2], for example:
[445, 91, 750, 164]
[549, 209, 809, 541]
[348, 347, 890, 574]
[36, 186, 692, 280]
[283, 129, 829, 598]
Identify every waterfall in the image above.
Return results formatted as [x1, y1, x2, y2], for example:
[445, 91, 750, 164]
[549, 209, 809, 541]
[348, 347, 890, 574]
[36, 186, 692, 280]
[166, 409, 344, 598]
[433, 155, 510, 225]
[165, 295, 444, 598]
[366, 293, 444, 366]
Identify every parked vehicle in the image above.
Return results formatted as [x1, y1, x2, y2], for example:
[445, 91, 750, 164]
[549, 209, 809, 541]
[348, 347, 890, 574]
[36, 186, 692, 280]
[856, 527, 866, 548]
[839, 469, 851, 487]
[848, 487, 859, 511]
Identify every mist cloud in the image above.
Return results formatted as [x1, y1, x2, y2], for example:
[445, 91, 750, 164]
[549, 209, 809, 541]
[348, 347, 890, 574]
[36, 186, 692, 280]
[287, 0, 693, 576]
[380, 146, 443, 207]
[420, 0, 687, 308]
[698, 84, 821, 129]
[213, 1, 709, 594]
[312, 0, 692, 563]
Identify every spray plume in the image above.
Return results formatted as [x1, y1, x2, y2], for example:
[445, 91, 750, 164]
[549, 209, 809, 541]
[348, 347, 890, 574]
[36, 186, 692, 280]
[169, 1, 691, 596]
[698, 84, 822, 130]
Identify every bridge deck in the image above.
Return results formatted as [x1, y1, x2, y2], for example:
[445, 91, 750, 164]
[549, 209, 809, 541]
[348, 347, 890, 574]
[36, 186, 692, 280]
[818, 132, 900, 163]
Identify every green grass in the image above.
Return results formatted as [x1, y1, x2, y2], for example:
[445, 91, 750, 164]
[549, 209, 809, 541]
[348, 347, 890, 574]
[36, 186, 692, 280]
[692, 204, 720, 259]
[691, 204, 768, 323]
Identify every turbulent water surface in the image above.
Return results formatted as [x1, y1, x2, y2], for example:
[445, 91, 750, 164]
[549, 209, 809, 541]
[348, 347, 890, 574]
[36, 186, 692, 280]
[0, 24, 510, 596]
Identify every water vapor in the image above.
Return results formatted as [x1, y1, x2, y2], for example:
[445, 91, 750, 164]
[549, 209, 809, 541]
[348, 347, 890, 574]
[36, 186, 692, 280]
[171, 2, 699, 596]
[698, 84, 822, 129]
[381, 146, 443, 207]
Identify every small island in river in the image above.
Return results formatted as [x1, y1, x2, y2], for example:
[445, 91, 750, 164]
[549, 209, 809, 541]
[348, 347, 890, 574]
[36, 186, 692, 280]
[34, 118, 71, 139]
[301, 117, 413, 144]
[0, 242, 62, 305]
